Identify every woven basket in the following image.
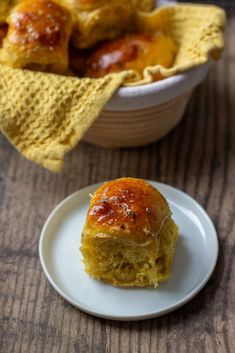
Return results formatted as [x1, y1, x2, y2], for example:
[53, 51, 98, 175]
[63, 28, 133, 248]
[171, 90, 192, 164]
[84, 92, 191, 147]
[83, 63, 209, 147]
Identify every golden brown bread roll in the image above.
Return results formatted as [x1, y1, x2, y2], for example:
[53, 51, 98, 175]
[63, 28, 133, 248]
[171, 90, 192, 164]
[83, 32, 177, 79]
[61, 0, 136, 48]
[0, 0, 73, 74]
[81, 178, 179, 287]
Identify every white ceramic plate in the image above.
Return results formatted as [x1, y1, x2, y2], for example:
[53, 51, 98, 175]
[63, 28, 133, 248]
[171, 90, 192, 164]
[39, 181, 218, 321]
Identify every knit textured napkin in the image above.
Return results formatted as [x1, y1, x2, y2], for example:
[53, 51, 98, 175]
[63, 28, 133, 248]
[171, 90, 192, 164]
[0, 4, 225, 172]
[0, 66, 125, 172]
[126, 3, 226, 85]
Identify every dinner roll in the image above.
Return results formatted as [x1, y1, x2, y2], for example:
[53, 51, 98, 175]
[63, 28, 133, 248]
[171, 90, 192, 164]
[62, 0, 136, 48]
[84, 33, 177, 79]
[0, 0, 73, 74]
[81, 178, 179, 287]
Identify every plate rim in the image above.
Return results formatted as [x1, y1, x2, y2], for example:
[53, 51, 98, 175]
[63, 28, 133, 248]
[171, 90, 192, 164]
[39, 181, 218, 321]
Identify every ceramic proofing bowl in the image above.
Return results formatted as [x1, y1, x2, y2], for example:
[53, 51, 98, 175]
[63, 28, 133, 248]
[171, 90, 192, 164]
[83, 63, 210, 147]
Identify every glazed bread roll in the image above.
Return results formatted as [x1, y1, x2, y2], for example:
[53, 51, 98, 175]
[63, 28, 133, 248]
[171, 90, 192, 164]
[84, 33, 177, 79]
[62, 0, 136, 48]
[0, 0, 73, 74]
[81, 178, 179, 287]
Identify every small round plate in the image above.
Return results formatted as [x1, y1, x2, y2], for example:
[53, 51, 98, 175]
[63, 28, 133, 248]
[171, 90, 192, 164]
[39, 181, 218, 321]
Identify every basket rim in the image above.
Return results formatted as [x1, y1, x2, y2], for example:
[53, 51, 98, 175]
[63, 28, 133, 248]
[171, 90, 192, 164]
[105, 62, 210, 111]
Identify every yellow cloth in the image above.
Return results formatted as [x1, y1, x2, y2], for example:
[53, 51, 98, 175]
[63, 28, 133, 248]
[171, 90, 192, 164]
[126, 3, 226, 85]
[0, 4, 225, 172]
[0, 66, 125, 172]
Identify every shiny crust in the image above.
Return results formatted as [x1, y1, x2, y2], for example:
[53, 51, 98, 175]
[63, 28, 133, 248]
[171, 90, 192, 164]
[84, 33, 176, 79]
[0, 0, 72, 73]
[83, 178, 171, 243]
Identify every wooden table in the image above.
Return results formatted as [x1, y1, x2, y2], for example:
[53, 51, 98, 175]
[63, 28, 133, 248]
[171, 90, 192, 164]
[1, 5, 234, 353]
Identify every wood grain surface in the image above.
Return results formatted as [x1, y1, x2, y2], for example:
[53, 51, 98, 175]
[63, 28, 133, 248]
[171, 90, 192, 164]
[1, 6, 235, 353]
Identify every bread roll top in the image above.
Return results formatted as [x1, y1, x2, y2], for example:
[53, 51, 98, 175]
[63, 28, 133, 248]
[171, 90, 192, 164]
[83, 177, 171, 244]
[7, 0, 72, 52]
